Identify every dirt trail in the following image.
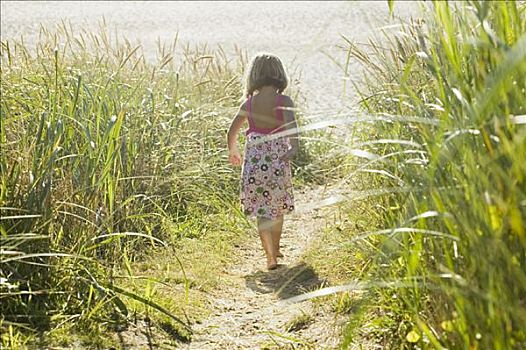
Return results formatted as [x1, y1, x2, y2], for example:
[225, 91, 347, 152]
[174, 186, 345, 349]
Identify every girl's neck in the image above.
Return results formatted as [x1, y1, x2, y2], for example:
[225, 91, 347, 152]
[258, 85, 278, 95]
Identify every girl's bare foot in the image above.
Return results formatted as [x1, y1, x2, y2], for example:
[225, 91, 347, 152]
[267, 258, 278, 270]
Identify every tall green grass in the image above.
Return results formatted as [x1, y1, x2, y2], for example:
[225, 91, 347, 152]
[0, 20, 261, 347]
[338, 1, 526, 348]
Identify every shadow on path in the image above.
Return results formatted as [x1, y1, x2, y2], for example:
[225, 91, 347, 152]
[244, 262, 328, 300]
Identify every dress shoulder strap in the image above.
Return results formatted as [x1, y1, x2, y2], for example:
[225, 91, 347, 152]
[246, 96, 255, 129]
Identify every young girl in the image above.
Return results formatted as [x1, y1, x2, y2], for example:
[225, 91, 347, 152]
[227, 53, 299, 270]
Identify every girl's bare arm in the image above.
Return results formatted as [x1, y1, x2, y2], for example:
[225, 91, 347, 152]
[227, 102, 248, 165]
[281, 96, 299, 160]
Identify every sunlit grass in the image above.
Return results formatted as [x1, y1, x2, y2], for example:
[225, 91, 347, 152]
[0, 20, 260, 347]
[332, 1, 526, 348]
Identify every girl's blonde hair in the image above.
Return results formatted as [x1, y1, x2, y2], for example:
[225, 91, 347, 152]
[243, 53, 288, 98]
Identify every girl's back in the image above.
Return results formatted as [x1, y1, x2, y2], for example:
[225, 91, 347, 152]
[249, 92, 283, 130]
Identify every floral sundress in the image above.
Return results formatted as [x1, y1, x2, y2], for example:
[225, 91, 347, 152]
[240, 95, 295, 219]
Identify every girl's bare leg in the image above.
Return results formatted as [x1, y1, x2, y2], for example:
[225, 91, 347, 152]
[271, 215, 284, 258]
[258, 217, 277, 269]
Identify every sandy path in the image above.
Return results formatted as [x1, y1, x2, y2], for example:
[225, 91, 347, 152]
[111, 187, 346, 349]
[176, 186, 344, 349]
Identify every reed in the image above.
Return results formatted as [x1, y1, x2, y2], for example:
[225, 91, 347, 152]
[338, 1, 526, 348]
[0, 20, 266, 347]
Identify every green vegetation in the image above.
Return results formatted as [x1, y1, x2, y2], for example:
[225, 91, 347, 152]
[2, 1, 525, 349]
[0, 21, 267, 348]
[332, 1, 526, 348]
